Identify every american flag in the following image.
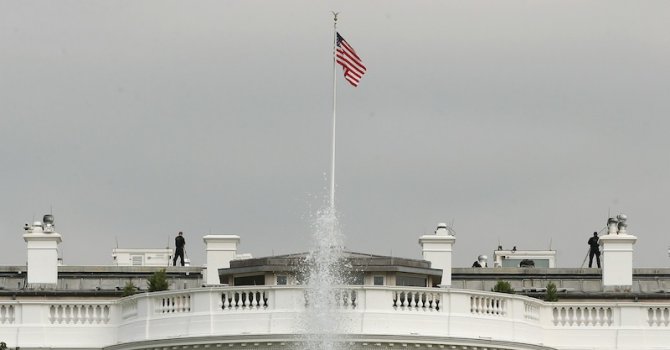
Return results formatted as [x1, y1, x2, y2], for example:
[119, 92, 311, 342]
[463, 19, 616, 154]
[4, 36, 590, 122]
[335, 32, 366, 87]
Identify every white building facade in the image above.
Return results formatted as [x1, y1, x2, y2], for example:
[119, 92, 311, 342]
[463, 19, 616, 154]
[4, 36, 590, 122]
[2, 215, 667, 350]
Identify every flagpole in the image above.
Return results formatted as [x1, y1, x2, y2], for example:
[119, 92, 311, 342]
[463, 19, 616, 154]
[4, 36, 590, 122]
[330, 12, 339, 211]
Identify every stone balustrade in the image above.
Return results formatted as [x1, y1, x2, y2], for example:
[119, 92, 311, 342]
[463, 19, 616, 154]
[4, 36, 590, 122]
[1, 286, 670, 349]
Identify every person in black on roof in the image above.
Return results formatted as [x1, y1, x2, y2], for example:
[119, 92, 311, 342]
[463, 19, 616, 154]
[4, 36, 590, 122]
[173, 231, 186, 266]
[588, 231, 601, 268]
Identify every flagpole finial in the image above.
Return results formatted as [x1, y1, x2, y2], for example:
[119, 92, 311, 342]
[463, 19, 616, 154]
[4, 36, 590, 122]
[332, 11, 339, 23]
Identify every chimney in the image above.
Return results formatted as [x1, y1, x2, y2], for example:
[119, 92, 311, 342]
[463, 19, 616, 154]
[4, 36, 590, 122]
[23, 215, 62, 285]
[418, 223, 456, 287]
[599, 214, 637, 292]
[202, 235, 240, 285]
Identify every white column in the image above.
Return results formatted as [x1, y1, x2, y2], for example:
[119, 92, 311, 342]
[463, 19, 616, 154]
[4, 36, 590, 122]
[202, 235, 240, 285]
[23, 224, 62, 285]
[600, 215, 637, 292]
[418, 223, 456, 287]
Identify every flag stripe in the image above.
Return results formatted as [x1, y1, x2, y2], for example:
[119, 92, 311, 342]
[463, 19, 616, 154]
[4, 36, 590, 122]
[335, 32, 365, 87]
[336, 50, 366, 73]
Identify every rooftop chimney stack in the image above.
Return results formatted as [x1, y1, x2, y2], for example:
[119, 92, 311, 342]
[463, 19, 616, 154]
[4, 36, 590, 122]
[202, 234, 240, 285]
[600, 214, 637, 292]
[419, 222, 456, 287]
[23, 215, 62, 286]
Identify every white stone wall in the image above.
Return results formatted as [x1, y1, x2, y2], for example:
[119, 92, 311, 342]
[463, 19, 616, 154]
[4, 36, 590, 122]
[2, 286, 670, 350]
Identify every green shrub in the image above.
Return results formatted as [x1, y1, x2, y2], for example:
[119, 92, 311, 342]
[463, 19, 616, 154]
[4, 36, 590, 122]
[1, 341, 7, 350]
[147, 269, 169, 292]
[545, 282, 559, 302]
[491, 280, 514, 294]
[122, 281, 138, 297]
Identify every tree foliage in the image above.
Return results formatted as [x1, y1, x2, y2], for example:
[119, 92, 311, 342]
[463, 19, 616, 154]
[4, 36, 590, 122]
[147, 269, 169, 292]
[491, 280, 514, 294]
[545, 282, 559, 302]
[122, 281, 139, 297]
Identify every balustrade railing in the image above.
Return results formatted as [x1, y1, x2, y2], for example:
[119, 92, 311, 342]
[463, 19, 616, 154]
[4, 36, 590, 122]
[49, 304, 111, 324]
[524, 301, 540, 322]
[6, 286, 670, 350]
[221, 289, 268, 310]
[392, 290, 441, 311]
[552, 305, 613, 327]
[647, 307, 670, 327]
[155, 293, 191, 314]
[470, 295, 507, 316]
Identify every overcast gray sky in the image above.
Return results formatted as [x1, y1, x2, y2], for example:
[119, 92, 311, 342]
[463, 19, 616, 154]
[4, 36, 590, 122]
[1, 1, 669, 268]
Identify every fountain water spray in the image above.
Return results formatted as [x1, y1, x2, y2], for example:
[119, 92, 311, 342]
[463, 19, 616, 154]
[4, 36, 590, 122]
[299, 205, 350, 350]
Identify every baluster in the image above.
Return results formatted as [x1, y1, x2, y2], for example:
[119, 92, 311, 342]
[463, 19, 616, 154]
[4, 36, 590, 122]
[606, 307, 613, 326]
[85, 305, 91, 323]
[573, 307, 581, 326]
[470, 297, 475, 313]
[400, 292, 406, 307]
[351, 290, 357, 308]
[75, 305, 82, 324]
[393, 291, 398, 308]
[88, 305, 98, 323]
[102, 305, 108, 323]
[93, 305, 99, 324]
[49, 305, 55, 323]
[552, 307, 558, 325]
[251, 291, 258, 308]
[56, 305, 63, 324]
[559, 307, 566, 326]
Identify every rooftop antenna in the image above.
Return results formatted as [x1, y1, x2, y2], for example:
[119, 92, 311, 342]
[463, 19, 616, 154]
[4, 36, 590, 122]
[115, 236, 119, 249]
[548, 238, 553, 251]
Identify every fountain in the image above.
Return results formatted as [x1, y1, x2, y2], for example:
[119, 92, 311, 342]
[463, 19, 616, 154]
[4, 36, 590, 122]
[299, 205, 350, 350]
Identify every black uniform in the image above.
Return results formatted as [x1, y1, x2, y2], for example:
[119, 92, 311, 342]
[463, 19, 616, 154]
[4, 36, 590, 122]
[588, 233, 601, 268]
[173, 233, 186, 266]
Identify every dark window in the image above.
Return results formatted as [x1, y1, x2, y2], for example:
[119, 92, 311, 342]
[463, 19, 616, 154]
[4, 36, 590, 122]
[373, 276, 384, 286]
[276, 275, 288, 285]
[396, 275, 427, 287]
[234, 275, 265, 286]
